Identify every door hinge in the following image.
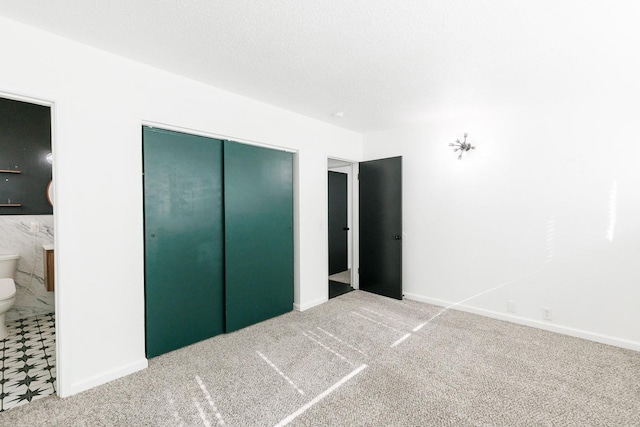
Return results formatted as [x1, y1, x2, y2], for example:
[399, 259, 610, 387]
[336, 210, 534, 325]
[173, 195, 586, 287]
[358, 268, 360, 274]
[357, 173, 359, 180]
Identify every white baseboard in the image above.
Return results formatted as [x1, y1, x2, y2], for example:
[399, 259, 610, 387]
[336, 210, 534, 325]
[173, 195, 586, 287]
[294, 296, 328, 312]
[65, 358, 148, 397]
[403, 292, 640, 352]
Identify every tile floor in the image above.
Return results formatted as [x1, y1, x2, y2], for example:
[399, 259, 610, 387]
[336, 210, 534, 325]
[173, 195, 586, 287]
[0, 312, 56, 412]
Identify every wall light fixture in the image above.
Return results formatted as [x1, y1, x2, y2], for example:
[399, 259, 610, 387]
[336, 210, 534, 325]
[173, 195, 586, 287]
[449, 133, 475, 160]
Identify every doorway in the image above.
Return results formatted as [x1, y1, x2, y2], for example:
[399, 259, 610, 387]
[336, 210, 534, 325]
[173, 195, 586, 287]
[327, 156, 403, 301]
[327, 159, 355, 299]
[0, 93, 57, 410]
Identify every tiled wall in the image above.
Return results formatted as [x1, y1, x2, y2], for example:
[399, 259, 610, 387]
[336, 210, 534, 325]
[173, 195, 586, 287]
[0, 215, 54, 320]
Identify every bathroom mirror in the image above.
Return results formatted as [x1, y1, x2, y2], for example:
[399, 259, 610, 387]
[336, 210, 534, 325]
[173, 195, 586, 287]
[46, 180, 54, 207]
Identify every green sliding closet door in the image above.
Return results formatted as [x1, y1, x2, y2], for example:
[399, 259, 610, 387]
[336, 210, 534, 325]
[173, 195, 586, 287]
[143, 127, 225, 357]
[224, 141, 294, 332]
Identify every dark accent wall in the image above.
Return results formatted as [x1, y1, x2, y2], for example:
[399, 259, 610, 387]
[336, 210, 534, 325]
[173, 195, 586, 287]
[0, 97, 52, 215]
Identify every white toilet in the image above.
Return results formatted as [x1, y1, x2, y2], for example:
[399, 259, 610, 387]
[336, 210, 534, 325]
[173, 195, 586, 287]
[0, 250, 18, 340]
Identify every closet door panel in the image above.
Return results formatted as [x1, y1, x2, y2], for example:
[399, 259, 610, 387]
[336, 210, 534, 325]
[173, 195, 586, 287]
[224, 141, 294, 332]
[143, 127, 225, 357]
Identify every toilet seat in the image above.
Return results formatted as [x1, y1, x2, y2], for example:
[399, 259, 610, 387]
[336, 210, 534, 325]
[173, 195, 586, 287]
[0, 278, 16, 299]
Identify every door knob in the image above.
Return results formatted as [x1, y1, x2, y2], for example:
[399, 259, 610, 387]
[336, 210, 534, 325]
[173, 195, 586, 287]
[394, 235, 401, 240]
[343, 227, 350, 231]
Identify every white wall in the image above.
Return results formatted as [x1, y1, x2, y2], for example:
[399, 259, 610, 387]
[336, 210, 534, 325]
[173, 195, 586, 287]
[0, 16, 362, 397]
[363, 1, 640, 351]
[363, 99, 640, 350]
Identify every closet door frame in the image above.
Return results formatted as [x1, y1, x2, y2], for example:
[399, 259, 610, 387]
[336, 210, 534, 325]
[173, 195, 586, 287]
[142, 122, 298, 356]
[143, 126, 225, 358]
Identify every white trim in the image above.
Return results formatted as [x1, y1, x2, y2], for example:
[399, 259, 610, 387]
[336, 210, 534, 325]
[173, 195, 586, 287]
[294, 296, 327, 312]
[326, 156, 360, 292]
[0, 90, 66, 397]
[50, 102, 62, 396]
[0, 89, 54, 107]
[404, 292, 640, 352]
[141, 120, 297, 153]
[66, 358, 148, 397]
[351, 162, 359, 290]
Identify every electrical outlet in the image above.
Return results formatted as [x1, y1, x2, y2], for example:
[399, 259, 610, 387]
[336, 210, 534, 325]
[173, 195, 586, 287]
[542, 306, 553, 321]
[30, 222, 40, 233]
[506, 300, 516, 313]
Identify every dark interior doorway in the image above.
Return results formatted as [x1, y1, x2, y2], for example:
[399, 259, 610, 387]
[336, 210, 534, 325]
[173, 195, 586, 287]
[328, 171, 348, 275]
[327, 161, 353, 299]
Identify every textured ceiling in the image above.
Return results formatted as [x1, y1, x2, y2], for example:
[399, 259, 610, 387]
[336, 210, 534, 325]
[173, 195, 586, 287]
[0, 1, 637, 132]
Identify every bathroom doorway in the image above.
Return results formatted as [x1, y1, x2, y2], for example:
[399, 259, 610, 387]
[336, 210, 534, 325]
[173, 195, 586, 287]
[0, 93, 57, 411]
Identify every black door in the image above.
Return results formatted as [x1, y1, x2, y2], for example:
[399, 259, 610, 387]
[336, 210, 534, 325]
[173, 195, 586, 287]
[359, 156, 402, 299]
[328, 171, 348, 275]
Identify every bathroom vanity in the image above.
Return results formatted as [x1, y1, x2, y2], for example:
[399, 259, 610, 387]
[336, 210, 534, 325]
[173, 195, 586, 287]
[43, 244, 54, 292]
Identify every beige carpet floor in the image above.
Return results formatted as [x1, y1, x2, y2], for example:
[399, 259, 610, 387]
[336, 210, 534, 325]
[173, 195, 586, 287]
[2, 290, 639, 426]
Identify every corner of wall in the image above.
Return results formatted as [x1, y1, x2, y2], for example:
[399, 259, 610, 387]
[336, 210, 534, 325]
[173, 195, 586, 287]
[63, 358, 148, 398]
[294, 296, 327, 312]
[403, 292, 640, 353]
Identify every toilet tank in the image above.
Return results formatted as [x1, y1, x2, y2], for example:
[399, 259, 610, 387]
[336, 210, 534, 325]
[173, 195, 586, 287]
[0, 251, 19, 279]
